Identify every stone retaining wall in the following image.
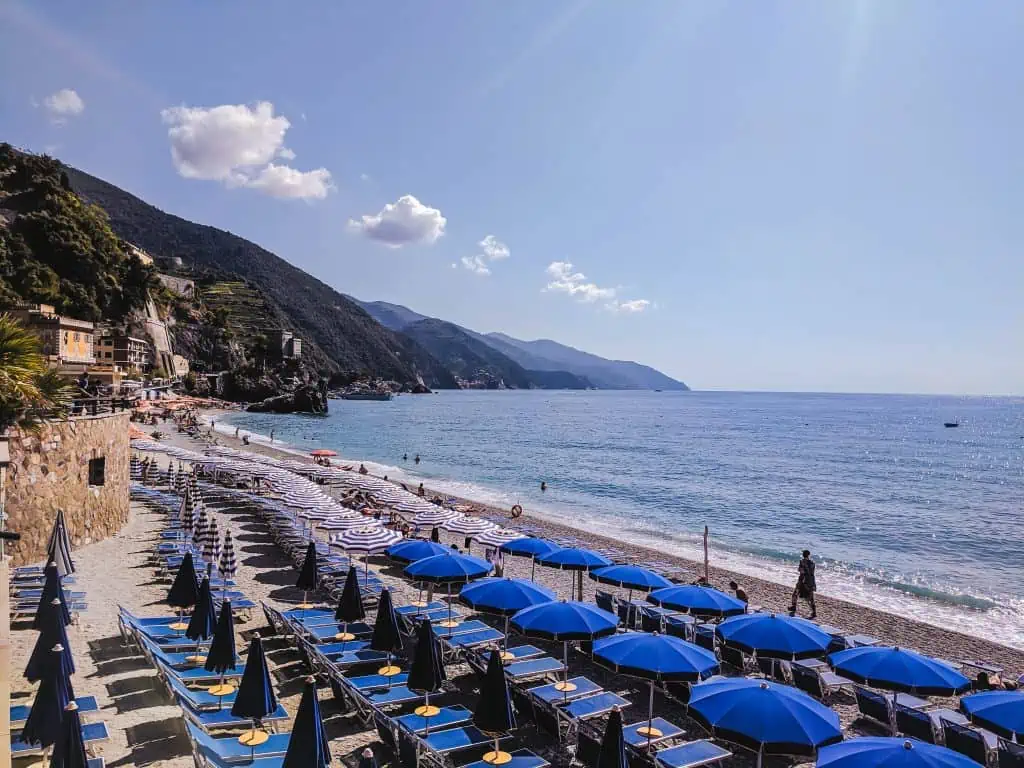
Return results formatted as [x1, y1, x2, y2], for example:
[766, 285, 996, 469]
[4, 412, 130, 566]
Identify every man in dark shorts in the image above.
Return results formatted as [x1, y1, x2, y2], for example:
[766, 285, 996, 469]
[789, 550, 817, 619]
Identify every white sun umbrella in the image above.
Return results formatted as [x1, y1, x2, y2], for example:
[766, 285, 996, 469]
[193, 505, 208, 553]
[412, 508, 460, 528]
[203, 517, 220, 576]
[473, 527, 523, 547]
[318, 514, 372, 531]
[330, 525, 402, 577]
[443, 515, 497, 553]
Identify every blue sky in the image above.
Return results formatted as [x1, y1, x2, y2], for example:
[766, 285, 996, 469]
[1, 1, 1021, 394]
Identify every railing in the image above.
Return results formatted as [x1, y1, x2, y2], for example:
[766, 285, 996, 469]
[70, 396, 138, 417]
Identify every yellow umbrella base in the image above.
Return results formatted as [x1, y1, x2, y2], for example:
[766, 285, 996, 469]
[168, 622, 189, 631]
[186, 655, 207, 664]
[483, 751, 513, 765]
[414, 704, 441, 717]
[438, 619, 460, 628]
[239, 729, 269, 746]
[296, 603, 315, 609]
[410, 599, 429, 607]
[335, 632, 356, 641]
[208, 684, 236, 696]
[636, 726, 663, 738]
[499, 651, 515, 662]
[553, 681, 577, 692]
[378, 665, 402, 676]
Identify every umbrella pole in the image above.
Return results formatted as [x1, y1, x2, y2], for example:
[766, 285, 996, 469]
[648, 680, 654, 747]
[448, 583, 453, 626]
[503, 616, 509, 657]
[756, 748, 762, 768]
[531, 558, 536, 581]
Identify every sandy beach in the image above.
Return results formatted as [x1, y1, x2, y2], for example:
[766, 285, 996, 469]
[9, 424, 1023, 768]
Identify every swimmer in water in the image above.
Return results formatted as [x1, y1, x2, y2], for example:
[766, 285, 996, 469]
[540, 481, 547, 492]
[414, 454, 421, 464]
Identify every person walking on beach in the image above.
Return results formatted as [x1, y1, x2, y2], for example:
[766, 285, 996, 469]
[729, 580, 749, 604]
[270, 429, 275, 444]
[789, 550, 817, 619]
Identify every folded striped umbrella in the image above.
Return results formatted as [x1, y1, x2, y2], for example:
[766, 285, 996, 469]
[193, 506, 209, 550]
[145, 459, 157, 485]
[180, 486, 195, 534]
[130, 456, 142, 481]
[204, 517, 221, 565]
[442, 516, 497, 535]
[219, 530, 237, 581]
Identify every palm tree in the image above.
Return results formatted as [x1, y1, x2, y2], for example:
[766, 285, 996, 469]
[0, 313, 74, 434]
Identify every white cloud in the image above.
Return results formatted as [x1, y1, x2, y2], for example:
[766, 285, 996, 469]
[245, 163, 333, 199]
[159, 101, 332, 200]
[43, 89, 84, 122]
[544, 261, 616, 302]
[348, 195, 446, 248]
[360, 173, 371, 182]
[461, 255, 491, 275]
[460, 234, 511, 276]
[544, 261, 651, 313]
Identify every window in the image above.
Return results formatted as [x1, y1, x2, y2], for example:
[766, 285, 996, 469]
[88, 457, 105, 486]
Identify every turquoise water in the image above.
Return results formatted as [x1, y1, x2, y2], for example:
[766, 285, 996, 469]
[217, 390, 1024, 647]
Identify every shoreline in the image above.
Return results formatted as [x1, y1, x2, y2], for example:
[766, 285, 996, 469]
[193, 409, 1024, 671]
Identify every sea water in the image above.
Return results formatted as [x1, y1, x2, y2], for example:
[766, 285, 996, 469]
[216, 390, 1024, 648]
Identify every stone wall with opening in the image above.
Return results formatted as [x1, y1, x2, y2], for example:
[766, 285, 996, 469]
[3, 412, 131, 566]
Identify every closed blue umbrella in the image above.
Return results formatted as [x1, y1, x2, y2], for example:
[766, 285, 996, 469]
[500, 537, 561, 581]
[47, 510, 74, 577]
[716, 613, 832, 660]
[594, 632, 719, 744]
[370, 588, 404, 678]
[598, 708, 628, 768]
[828, 646, 971, 696]
[186, 577, 217, 662]
[473, 649, 517, 765]
[282, 676, 331, 768]
[460, 577, 556, 659]
[231, 633, 278, 752]
[407, 620, 447, 726]
[647, 585, 746, 618]
[512, 600, 618, 692]
[334, 566, 366, 644]
[204, 599, 237, 707]
[687, 678, 842, 765]
[295, 540, 318, 609]
[405, 552, 492, 628]
[817, 738, 981, 768]
[387, 539, 449, 564]
[49, 701, 89, 768]
[167, 551, 199, 631]
[22, 645, 74, 749]
[35, 562, 71, 628]
[26, 598, 74, 682]
[960, 690, 1024, 740]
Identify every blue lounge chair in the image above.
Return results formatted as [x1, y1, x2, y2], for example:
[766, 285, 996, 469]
[530, 677, 602, 704]
[504, 645, 545, 661]
[396, 601, 445, 615]
[303, 622, 373, 642]
[12, 722, 109, 757]
[655, 741, 732, 768]
[164, 667, 238, 710]
[347, 672, 410, 691]
[185, 721, 290, 764]
[365, 685, 421, 707]
[423, 726, 510, 754]
[458, 749, 550, 768]
[443, 628, 505, 650]
[283, 608, 334, 622]
[178, 695, 288, 732]
[434, 620, 490, 638]
[623, 718, 684, 747]
[396, 705, 473, 735]
[505, 656, 566, 682]
[317, 640, 371, 656]
[11, 695, 98, 726]
[328, 649, 390, 668]
[562, 692, 630, 721]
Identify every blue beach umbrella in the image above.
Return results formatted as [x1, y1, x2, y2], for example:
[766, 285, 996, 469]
[473, 649, 517, 765]
[716, 613, 832, 660]
[334, 566, 366, 644]
[598, 708, 628, 768]
[512, 600, 618, 692]
[231, 633, 278, 750]
[26, 598, 75, 682]
[204, 600, 237, 706]
[387, 539, 449, 564]
[828, 646, 971, 696]
[282, 676, 331, 768]
[594, 632, 719, 744]
[407, 619, 447, 727]
[817, 738, 981, 768]
[167, 551, 200, 630]
[405, 552, 492, 627]
[960, 690, 1024, 741]
[35, 561, 71, 628]
[460, 577, 556, 658]
[687, 677, 842, 765]
[295, 540, 319, 609]
[186, 577, 217, 660]
[370, 588, 404, 679]
[537, 547, 612, 601]
[49, 701, 89, 768]
[500, 537, 561, 581]
[22, 645, 74, 749]
[647, 585, 746, 618]
[590, 564, 672, 595]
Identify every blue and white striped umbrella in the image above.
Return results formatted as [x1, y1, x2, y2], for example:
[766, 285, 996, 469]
[318, 514, 371, 531]
[130, 456, 143, 481]
[179, 486, 195, 533]
[473, 528, 523, 547]
[193, 506, 209, 549]
[219, 529, 237, 581]
[442, 516, 497, 535]
[204, 517, 221, 565]
[412, 508, 459, 527]
[145, 459, 157, 485]
[330, 525, 402, 554]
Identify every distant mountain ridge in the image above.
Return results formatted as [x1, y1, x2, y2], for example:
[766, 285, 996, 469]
[352, 299, 688, 391]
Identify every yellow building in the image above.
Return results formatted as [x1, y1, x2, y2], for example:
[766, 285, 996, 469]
[10, 304, 95, 367]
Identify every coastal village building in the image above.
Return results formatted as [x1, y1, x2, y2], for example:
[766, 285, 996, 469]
[9, 304, 96, 369]
[94, 335, 153, 372]
[268, 329, 302, 360]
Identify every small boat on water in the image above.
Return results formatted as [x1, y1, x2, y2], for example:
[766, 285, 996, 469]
[944, 420, 959, 428]
[341, 391, 392, 401]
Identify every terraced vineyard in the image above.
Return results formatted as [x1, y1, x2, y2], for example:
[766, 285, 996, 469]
[201, 281, 282, 335]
